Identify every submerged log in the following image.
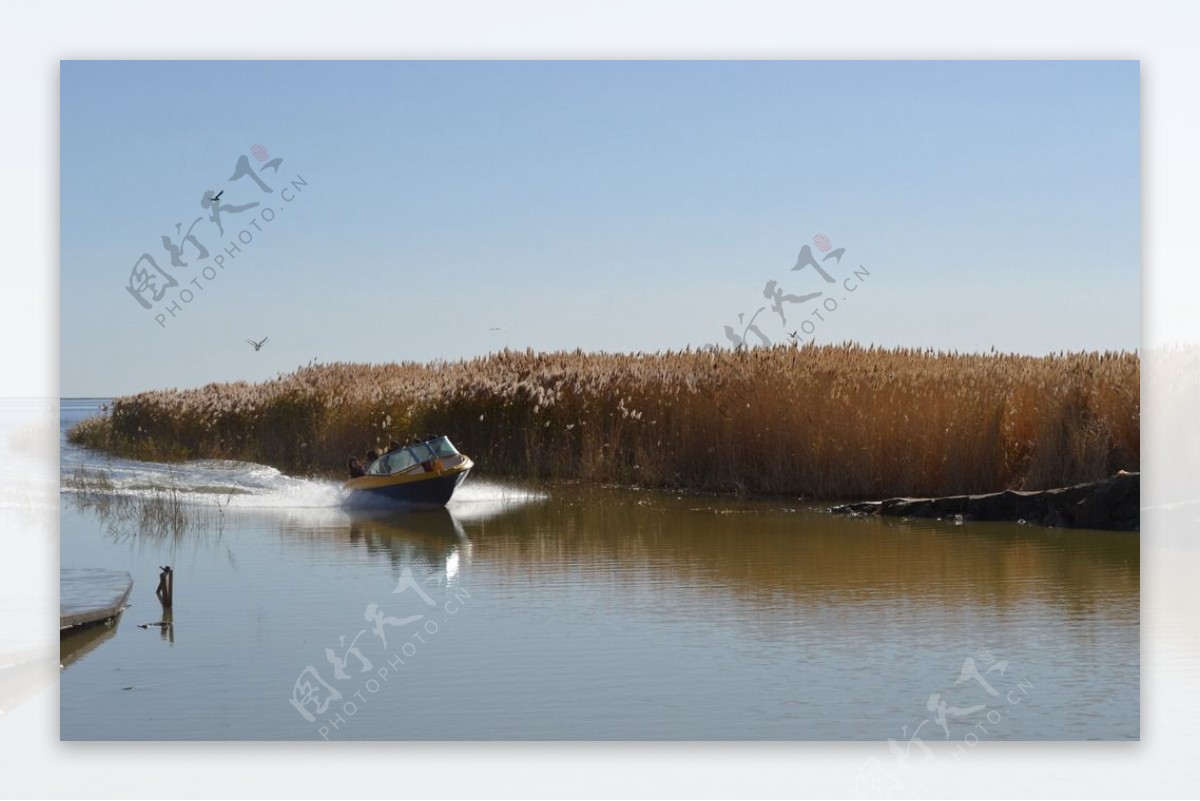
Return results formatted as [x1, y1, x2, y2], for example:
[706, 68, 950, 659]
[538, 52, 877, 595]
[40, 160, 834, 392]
[830, 472, 1139, 531]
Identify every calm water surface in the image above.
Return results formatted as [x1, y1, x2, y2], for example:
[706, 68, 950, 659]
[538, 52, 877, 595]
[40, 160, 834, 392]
[59, 399, 1139, 740]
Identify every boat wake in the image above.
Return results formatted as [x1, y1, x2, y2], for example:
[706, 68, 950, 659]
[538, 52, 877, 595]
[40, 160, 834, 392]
[445, 480, 547, 521]
[62, 450, 546, 525]
[62, 456, 347, 509]
[60, 400, 545, 524]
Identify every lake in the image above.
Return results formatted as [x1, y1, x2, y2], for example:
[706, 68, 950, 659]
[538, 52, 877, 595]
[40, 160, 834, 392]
[59, 399, 1139, 740]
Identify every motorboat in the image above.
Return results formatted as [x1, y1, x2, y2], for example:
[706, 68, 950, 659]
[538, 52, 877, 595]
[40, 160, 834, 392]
[343, 436, 473, 509]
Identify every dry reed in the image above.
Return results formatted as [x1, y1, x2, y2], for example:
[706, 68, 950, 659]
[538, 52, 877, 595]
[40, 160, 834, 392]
[68, 344, 1139, 498]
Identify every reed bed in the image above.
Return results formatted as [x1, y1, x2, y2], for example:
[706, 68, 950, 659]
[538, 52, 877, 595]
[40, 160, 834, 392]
[68, 344, 1139, 498]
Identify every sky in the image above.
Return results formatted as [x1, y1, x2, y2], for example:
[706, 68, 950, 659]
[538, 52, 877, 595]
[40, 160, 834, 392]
[60, 60, 1140, 397]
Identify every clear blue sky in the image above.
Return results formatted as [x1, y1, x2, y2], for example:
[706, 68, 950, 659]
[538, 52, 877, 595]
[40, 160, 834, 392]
[61, 60, 1139, 397]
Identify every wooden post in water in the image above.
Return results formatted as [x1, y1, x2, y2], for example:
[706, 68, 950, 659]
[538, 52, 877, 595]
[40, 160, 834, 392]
[155, 565, 173, 609]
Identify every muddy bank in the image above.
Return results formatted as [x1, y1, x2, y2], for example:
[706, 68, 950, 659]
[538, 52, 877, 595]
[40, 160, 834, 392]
[830, 472, 1139, 531]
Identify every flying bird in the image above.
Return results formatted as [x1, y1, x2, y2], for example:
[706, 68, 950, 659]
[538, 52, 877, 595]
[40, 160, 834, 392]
[245, 336, 270, 351]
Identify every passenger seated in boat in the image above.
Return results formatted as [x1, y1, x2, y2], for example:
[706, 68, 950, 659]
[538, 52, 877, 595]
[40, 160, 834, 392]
[406, 437, 437, 472]
[365, 449, 380, 470]
[348, 456, 366, 478]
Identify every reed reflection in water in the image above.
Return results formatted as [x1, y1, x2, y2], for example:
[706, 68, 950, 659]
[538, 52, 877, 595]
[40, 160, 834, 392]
[61, 475, 1137, 740]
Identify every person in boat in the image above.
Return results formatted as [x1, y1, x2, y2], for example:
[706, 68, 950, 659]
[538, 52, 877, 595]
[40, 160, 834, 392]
[409, 435, 437, 472]
[348, 456, 366, 478]
[387, 440, 403, 453]
[364, 449, 380, 470]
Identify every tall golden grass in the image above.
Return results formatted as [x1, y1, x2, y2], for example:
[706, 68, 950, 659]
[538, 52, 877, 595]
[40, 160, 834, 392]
[69, 344, 1139, 498]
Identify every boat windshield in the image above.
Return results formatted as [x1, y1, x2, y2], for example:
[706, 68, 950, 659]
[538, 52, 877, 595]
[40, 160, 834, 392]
[365, 436, 461, 476]
[427, 436, 460, 458]
[368, 448, 417, 475]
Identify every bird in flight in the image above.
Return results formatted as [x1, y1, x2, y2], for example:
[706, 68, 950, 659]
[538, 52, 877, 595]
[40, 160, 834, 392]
[489, 327, 501, 331]
[245, 336, 270, 351]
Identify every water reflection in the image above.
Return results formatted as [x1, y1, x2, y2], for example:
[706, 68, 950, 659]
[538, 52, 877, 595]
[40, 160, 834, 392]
[341, 508, 470, 575]
[431, 488, 1140, 616]
[60, 618, 124, 670]
[135, 608, 175, 645]
[64, 476, 1138, 619]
